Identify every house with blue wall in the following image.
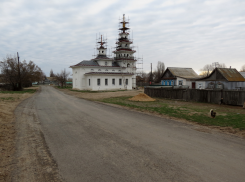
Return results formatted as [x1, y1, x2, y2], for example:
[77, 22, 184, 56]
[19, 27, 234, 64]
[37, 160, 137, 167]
[161, 67, 200, 89]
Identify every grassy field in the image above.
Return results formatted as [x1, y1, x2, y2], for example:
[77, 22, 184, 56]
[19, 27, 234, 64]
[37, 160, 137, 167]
[0, 89, 36, 94]
[100, 96, 245, 131]
[0, 86, 38, 181]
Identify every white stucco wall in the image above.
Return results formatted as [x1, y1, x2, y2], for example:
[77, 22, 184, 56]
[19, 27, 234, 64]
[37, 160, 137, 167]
[72, 65, 135, 90]
[176, 77, 186, 86]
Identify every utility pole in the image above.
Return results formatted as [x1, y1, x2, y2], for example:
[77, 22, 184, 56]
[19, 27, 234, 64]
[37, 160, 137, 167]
[17, 52, 21, 90]
[149, 63, 153, 85]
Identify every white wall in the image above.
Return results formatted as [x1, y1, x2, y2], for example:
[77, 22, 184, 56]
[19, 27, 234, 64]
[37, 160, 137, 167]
[176, 77, 186, 86]
[89, 75, 132, 91]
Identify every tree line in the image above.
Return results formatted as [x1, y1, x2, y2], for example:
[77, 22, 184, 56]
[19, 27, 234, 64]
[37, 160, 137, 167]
[0, 55, 70, 91]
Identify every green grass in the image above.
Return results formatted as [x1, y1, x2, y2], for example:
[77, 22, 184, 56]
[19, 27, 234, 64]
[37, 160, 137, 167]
[0, 89, 36, 94]
[0, 97, 15, 101]
[100, 97, 245, 130]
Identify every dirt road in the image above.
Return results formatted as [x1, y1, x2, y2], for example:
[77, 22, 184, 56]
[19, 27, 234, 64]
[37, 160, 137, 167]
[13, 86, 245, 182]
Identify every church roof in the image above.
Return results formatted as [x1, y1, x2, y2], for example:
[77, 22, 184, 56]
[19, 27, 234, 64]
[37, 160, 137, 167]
[92, 55, 112, 60]
[70, 60, 120, 68]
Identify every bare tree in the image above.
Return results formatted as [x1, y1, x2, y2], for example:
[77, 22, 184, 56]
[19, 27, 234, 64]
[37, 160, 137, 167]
[56, 69, 70, 88]
[200, 62, 226, 76]
[50, 69, 55, 77]
[154, 61, 165, 83]
[0, 55, 42, 90]
[240, 64, 245, 72]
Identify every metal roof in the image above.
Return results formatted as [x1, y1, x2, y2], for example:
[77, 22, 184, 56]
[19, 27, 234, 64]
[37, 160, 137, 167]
[168, 67, 200, 79]
[218, 68, 245, 81]
[240, 72, 245, 78]
[70, 60, 120, 68]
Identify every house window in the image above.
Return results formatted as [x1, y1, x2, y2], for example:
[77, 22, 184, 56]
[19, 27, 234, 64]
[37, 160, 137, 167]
[179, 80, 183, 86]
[119, 79, 122, 85]
[97, 79, 100, 86]
[105, 79, 108, 86]
[126, 79, 128, 85]
[112, 79, 115, 85]
[89, 79, 90, 86]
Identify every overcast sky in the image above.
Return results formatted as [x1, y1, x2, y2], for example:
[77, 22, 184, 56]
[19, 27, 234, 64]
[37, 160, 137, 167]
[0, 0, 245, 76]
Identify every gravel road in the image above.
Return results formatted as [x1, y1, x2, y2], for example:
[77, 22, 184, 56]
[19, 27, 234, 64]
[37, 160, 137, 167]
[13, 86, 245, 182]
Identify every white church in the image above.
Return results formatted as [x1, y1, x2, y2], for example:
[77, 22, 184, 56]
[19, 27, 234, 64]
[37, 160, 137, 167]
[70, 15, 137, 91]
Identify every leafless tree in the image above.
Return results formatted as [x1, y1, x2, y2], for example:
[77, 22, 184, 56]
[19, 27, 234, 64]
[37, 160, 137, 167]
[55, 69, 70, 88]
[0, 55, 42, 90]
[200, 62, 226, 76]
[153, 61, 165, 83]
[240, 65, 245, 72]
[50, 69, 55, 77]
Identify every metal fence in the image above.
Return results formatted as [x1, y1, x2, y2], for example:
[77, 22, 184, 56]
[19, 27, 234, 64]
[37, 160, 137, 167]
[144, 87, 245, 106]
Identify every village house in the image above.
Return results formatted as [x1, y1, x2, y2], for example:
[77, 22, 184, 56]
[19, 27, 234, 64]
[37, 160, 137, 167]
[196, 68, 245, 90]
[70, 15, 137, 91]
[161, 67, 201, 88]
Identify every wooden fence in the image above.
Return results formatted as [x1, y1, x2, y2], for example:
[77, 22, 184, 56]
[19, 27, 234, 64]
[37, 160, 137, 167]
[144, 87, 245, 106]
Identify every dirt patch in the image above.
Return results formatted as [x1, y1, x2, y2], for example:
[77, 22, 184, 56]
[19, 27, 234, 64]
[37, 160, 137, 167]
[129, 93, 155, 102]
[0, 88, 38, 182]
[57, 87, 144, 100]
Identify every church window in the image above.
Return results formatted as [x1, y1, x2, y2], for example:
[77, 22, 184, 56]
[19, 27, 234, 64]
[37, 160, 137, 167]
[98, 69, 101, 71]
[105, 79, 108, 85]
[105, 69, 108, 71]
[112, 69, 115, 71]
[97, 79, 100, 86]
[119, 79, 122, 85]
[105, 62, 107, 66]
[102, 51, 104, 53]
[126, 79, 128, 85]
[89, 79, 90, 86]
[112, 79, 115, 85]
[127, 63, 130, 67]
[91, 69, 94, 71]
[125, 44, 127, 47]
[127, 54, 129, 57]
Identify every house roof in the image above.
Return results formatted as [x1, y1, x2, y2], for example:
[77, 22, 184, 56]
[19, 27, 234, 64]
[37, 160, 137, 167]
[70, 60, 120, 68]
[217, 68, 245, 81]
[85, 72, 134, 75]
[199, 68, 245, 82]
[167, 67, 200, 79]
[240, 72, 245, 78]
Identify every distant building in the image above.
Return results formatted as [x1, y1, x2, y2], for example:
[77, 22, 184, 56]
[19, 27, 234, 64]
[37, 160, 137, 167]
[196, 68, 245, 90]
[161, 67, 201, 88]
[70, 15, 137, 91]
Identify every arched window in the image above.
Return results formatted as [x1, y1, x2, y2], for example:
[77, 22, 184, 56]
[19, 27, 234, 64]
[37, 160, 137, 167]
[127, 63, 130, 67]
[102, 51, 104, 53]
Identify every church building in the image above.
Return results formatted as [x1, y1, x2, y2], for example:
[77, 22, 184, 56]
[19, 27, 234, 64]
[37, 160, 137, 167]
[70, 15, 137, 91]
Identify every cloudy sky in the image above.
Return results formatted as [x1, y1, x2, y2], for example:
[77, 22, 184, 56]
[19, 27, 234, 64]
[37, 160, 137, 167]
[0, 0, 245, 76]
